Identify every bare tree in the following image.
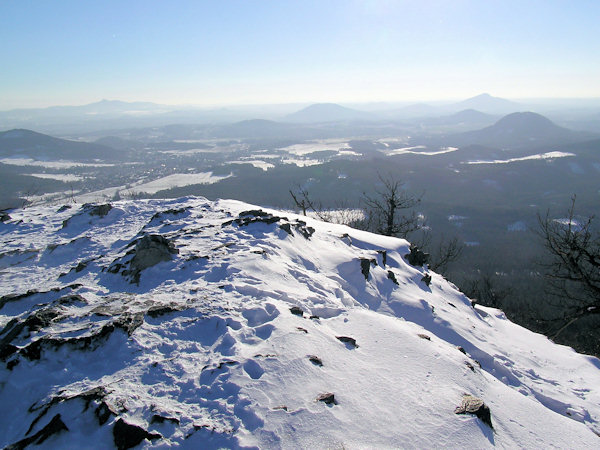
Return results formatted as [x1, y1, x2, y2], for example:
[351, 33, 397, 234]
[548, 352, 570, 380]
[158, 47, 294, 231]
[361, 174, 422, 238]
[537, 196, 600, 338]
[289, 187, 315, 217]
[429, 234, 464, 275]
[463, 272, 512, 309]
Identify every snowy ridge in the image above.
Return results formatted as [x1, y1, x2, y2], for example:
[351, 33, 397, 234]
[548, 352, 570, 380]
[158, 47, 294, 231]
[0, 197, 599, 449]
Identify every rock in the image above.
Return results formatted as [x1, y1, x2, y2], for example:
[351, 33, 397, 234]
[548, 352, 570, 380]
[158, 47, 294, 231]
[308, 355, 323, 366]
[224, 210, 314, 239]
[360, 258, 376, 280]
[336, 336, 358, 348]
[405, 245, 429, 267]
[454, 394, 493, 429]
[146, 305, 182, 318]
[85, 203, 112, 217]
[130, 234, 178, 274]
[0, 211, 11, 223]
[387, 270, 399, 285]
[377, 250, 387, 266]
[290, 306, 304, 317]
[296, 327, 308, 333]
[62, 203, 112, 228]
[96, 401, 118, 426]
[150, 414, 180, 425]
[149, 207, 188, 223]
[316, 393, 336, 405]
[421, 273, 432, 286]
[279, 223, 293, 235]
[113, 418, 161, 450]
[5, 414, 68, 449]
[417, 333, 431, 341]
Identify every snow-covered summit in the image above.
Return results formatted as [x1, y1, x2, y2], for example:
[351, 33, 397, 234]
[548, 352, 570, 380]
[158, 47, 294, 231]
[1, 197, 599, 448]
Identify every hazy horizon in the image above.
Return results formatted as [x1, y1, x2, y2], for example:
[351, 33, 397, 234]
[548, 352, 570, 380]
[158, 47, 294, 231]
[1, 1, 599, 110]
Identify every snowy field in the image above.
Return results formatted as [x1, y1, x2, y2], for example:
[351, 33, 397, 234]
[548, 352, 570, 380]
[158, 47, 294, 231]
[131, 172, 232, 194]
[25, 173, 84, 182]
[466, 151, 575, 165]
[0, 157, 115, 169]
[386, 146, 458, 156]
[278, 139, 350, 155]
[229, 160, 275, 171]
[0, 197, 599, 448]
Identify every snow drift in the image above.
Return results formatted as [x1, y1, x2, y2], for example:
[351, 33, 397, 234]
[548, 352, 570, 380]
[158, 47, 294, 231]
[0, 197, 599, 449]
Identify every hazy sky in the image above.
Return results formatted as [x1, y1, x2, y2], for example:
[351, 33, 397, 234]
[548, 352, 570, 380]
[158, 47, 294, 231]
[1, 0, 599, 109]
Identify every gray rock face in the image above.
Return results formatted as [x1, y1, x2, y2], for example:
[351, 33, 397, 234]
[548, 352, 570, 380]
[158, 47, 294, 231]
[130, 234, 178, 273]
[454, 394, 493, 429]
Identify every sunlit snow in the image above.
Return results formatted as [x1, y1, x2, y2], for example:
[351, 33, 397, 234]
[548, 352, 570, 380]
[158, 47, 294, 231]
[466, 151, 575, 165]
[0, 197, 599, 449]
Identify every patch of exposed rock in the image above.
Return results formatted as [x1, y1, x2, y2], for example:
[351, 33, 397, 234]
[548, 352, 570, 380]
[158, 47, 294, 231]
[454, 394, 493, 429]
[108, 234, 178, 283]
[223, 210, 315, 239]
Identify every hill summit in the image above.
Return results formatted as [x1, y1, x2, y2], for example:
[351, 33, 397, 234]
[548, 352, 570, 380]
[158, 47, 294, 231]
[0, 197, 599, 448]
[0, 128, 121, 161]
[284, 103, 371, 123]
[448, 111, 586, 149]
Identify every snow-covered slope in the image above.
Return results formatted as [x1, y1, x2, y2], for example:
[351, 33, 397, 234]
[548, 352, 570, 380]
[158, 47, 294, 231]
[1, 197, 599, 449]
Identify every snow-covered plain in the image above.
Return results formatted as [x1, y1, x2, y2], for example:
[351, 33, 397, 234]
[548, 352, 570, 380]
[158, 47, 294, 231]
[131, 173, 232, 195]
[0, 157, 115, 169]
[278, 140, 350, 156]
[25, 173, 84, 182]
[385, 146, 458, 156]
[0, 197, 599, 449]
[466, 151, 575, 165]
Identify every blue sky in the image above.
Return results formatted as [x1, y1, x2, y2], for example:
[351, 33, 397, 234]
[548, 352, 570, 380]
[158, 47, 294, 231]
[1, 0, 599, 108]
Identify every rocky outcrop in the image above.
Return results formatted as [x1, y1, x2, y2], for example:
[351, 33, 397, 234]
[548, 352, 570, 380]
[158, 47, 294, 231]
[454, 394, 493, 429]
[108, 234, 178, 283]
[224, 210, 315, 239]
[405, 245, 429, 267]
[113, 418, 161, 450]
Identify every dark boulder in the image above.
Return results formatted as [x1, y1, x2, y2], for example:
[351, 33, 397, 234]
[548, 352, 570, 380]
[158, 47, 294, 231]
[290, 306, 304, 317]
[421, 273, 432, 287]
[308, 355, 323, 366]
[316, 393, 337, 405]
[113, 418, 161, 450]
[405, 245, 429, 267]
[336, 336, 358, 348]
[360, 258, 376, 280]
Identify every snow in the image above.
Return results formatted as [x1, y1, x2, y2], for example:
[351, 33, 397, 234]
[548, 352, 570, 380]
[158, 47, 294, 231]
[0, 197, 599, 448]
[131, 172, 232, 194]
[386, 146, 458, 156]
[229, 160, 275, 171]
[280, 157, 322, 167]
[0, 157, 115, 168]
[278, 140, 349, 156]
[466, 151, 575, 165]
[25, 173, 84, 182]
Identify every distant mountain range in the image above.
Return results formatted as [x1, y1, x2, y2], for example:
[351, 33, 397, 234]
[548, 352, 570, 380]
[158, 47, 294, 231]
[284, 103, 373, 123]
[445, 112, 596, 150]
[449, 93, 521, 115]
[0, 129, 122, 161]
